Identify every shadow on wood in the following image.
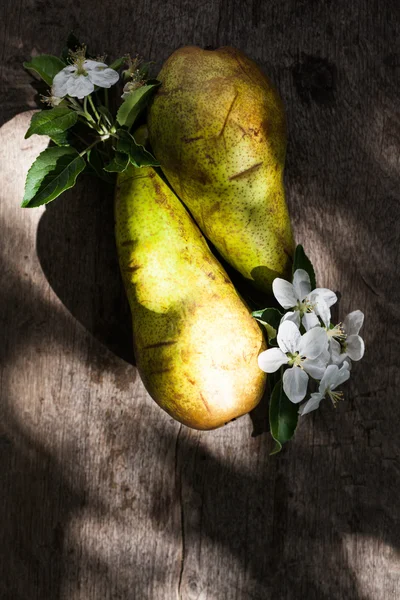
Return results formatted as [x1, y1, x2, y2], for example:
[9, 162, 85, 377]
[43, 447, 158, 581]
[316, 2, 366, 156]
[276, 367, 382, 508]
[36, 178, 135, 365]
[1, 196, 400, 598]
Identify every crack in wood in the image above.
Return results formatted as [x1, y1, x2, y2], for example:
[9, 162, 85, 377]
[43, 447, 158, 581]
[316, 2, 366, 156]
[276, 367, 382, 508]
[175, 425, 185, 599]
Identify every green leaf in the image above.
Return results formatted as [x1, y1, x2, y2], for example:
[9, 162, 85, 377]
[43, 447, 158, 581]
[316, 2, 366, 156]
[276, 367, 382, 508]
[24, 55, 65, 86]
[116, 129, 159, 167]
[109, 56, 126, 71]
[116, 81, 160, 129]
[86, 149, 115, 183]
[139, 63, 154, 79]
[49, 131, 71, 146]
[21, 146, 85, 208]
[104, 152, 130, 173]
[252, 307, 282, 344]
[25, 108, 78, 139]
[293, 244, 316, 289]
[269, 379, 299, 455]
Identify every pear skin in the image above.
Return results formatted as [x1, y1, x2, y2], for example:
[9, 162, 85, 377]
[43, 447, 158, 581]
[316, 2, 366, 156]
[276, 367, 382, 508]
[114, 165, 266, 430]
[148, 45, 295, 293]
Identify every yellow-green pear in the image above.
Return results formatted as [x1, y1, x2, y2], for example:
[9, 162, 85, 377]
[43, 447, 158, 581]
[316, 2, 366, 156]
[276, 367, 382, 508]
[148, 45, 295, 293]
[114, 164, 266, 430]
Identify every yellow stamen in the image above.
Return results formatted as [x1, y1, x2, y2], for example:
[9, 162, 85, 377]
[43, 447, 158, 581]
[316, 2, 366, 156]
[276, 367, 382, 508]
[327, 389, 343, 407]
[69, 45, 88, 75]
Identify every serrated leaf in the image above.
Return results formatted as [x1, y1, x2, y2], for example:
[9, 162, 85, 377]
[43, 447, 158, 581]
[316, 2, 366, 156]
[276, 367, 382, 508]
[269, 379, 299, 455]
[116, 81, 160, 129]
[25, 108, 78, 139]
[252, 307, 282, 344]
[104, 152, 129, 173]
[22, 147, 85, 208]
[116, 129, 159, 167]
[293, 244, 316, 289]
[24, 55, 65, 86]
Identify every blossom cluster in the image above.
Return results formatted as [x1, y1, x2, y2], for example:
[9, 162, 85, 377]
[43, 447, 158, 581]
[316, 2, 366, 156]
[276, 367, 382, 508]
[257, 269, 365, 415]
[45, 47, 145, 105]
[22, 42, 160, 209]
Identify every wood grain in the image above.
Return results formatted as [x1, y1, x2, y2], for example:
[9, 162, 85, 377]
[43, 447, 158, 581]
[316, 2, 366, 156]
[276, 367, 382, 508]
[1, 1, 399, 599]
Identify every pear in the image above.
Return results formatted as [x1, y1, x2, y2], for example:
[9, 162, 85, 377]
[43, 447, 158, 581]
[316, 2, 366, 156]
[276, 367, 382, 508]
[114, 164, 266, 430]
[148, 46, 294, 294]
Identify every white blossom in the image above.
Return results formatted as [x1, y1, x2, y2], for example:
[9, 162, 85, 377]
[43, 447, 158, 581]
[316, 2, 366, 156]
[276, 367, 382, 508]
[53, 58, 119, 99]
[273, 269, 337, 329]
[342, 310, 365, 360]
[327, 310, 365, 365]
[258, 321, 329, 404]
[299, 363, 351, 416]
[41, 88, 64, 107]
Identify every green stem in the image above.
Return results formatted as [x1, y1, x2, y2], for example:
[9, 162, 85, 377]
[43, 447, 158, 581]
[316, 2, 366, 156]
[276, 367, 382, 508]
[69, 97, 82, 110]
[83, 96, 96, 124]
[88, 94, 100, 122]
[79, 138, 102, 157]
[104, 88, 109, 110]
[77, 115, 102, 135]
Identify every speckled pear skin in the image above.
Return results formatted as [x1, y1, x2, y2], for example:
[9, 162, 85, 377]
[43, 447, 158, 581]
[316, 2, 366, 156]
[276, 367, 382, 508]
[148, 45, 295, 293]
[114, 165, 266, 430]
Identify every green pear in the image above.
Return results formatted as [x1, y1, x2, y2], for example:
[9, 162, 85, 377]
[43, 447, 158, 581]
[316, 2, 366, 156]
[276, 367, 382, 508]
[114, 164, 266, 430]
[148, 45, 295, 293]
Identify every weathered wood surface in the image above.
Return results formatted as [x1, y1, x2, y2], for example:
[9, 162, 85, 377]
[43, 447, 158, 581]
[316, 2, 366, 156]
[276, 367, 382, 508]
[1, 1, 399, 599]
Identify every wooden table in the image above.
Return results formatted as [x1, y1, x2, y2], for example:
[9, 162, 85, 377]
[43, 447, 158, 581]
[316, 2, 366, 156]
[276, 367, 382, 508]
[1, 1, 399, 598]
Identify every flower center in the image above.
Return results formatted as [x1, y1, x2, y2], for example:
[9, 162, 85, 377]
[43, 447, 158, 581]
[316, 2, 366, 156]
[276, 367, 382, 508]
[70, 46, 88, 76]
[124, 55, 143, 81]
[327, 389, 343, 407]
[327, 323, 346, 341]
[296, 299, 316, 317]
[287, 352, 303, 368]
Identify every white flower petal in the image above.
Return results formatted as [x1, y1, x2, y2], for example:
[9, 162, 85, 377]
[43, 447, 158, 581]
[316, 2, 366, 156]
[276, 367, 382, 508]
[281, 311, 301, 328]
[277, 320, 301, 354]
[66, 74, 94, 98]
[83, 59, 108, 70]
[258, 348, 289, 373]
[88, 67, 119, 88]
[313, 288, 337, 308]
[283, 367, 309, 403]
[298, 326, 327, 359]
[319, 364, 340, 391]
[332, 364, 351, 389]
[299, 392, 323, 416]
[346, 335, 365, 361]
[343, 357, 352, 371]
[303, 351, 330, 379]
[52, 67, 76, 97]
[329, 338, 344, 365]
[272, 278, 298, 309]
[313, 296, 331, 328]
[302, 311, 320, 331]
[292, 269, 311, 301]
[343, 310, 364, 336]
